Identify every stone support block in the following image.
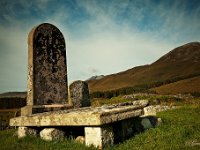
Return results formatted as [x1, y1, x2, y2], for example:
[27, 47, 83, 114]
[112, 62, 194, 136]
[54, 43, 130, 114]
[143, 106, 157, 116]
[85, 125, 114, 149]
[143, 105, 177, 116]
[18, 126, 37, 138]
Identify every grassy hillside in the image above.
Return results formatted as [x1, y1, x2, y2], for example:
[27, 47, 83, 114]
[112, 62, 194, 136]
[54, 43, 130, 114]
[88, 42, 200, 93]
[113, 105, 200, 150]
[151, 76, 200, 95]
[1, 105, 200, 150]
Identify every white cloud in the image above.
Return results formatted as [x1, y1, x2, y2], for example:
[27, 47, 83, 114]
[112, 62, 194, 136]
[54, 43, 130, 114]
[35, 0, 200, 83]
[66, 22, 176, 82]
[0, 25, 28, 93]
[0, 0, 200, 92]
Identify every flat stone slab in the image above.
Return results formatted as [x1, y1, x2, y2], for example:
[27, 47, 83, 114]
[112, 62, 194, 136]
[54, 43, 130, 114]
[10, 100, 148, 127]
[21, 104, 73, 116]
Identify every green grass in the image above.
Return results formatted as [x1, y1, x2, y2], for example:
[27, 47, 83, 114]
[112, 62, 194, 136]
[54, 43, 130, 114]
[1, 105, 200, 149]
[134, 94, 184, 106]
[91, 96, 132, 106]
[107, 105, 200, 150]
[0, 129, 97, 150]
[91, 94, 185, 107]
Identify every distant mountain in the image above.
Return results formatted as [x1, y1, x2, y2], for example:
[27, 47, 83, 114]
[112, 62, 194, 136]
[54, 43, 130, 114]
[1, 42, 200, 96]
[86, 75, 105, 81]
[0, 92, 27, 98]
[87, 42, 200, 94]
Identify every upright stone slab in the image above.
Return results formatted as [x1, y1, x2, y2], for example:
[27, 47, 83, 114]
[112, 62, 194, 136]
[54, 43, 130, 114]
[22, 23, 70, 115]
[69, 80, 91, 108]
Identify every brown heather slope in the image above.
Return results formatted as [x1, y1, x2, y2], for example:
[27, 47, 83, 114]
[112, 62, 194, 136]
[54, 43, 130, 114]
[151, 75, 200, 94]
[88, 42, 200, 93]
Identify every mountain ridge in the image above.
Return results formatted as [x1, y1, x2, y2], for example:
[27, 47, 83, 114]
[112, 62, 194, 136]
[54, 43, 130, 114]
[87, 42, 200, 93]
[0, 92, 26, 98]
[1, 42, 200, 97]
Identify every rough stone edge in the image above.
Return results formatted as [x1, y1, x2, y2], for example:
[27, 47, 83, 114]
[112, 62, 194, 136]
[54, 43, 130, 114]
[40, 128, 65, 141]
[17, 126, 37, 138]
[27, 26, 37, 106]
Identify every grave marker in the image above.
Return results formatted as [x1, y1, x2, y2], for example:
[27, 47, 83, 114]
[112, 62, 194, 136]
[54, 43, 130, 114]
[22, 23, 71, 115]
[69, 80, 91, 108]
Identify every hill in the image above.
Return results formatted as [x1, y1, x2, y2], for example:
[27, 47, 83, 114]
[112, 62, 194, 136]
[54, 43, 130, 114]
[86, 75, 105, 81]
[151, 75, 200, 95]
[0, 92, 26, 98]
[0, 92, 26, 109]
[88, 42, 200, 93]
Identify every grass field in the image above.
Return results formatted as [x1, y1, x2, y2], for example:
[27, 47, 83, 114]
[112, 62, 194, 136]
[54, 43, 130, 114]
[110, 105, 200, 150]
[91, 94, 200, 107]
[152, 76, 200, 95]
[0, 105, 200, 150]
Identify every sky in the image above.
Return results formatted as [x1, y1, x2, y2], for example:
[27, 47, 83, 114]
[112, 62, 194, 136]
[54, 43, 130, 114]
[0, 0, 200, 93]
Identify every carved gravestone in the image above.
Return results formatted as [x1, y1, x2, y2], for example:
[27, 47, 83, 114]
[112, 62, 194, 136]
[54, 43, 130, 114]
[22, 23, 70, 115]
[69, 80, 91, 108]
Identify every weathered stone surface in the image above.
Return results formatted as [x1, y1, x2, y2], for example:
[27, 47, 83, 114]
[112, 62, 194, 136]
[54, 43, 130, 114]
[123, 93, 156, 100]
[18, 126, 37, 138]
[85, 125, 114, 149]
[143, 106, 157, 116]
[143, 105, 177, 116]
[69, 80, 90, 108]
[40, 128, 65, 141]
[132, 100, 149, 106]
[105, 100, 148, 107]
[10, 101, 145, 126]
[27, 23, 68, 106]
[21, 104, 72, 116]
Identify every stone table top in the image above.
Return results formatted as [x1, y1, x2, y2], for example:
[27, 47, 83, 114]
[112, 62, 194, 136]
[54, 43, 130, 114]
[10, 100, 148, 127]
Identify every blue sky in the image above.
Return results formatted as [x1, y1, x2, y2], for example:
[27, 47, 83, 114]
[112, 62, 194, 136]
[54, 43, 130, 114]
[0, 0, 200, 93]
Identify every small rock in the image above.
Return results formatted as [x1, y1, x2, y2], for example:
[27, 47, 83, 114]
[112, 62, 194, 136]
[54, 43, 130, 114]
[156, 118, 162, 126]
[139, 116, 161, 130]
[132, 100, 149, 107]
[75, 136, 85, 144]
[140, 118, 153, 129]
[18, 126, 37, 138]
[40, 128, 65, 141]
